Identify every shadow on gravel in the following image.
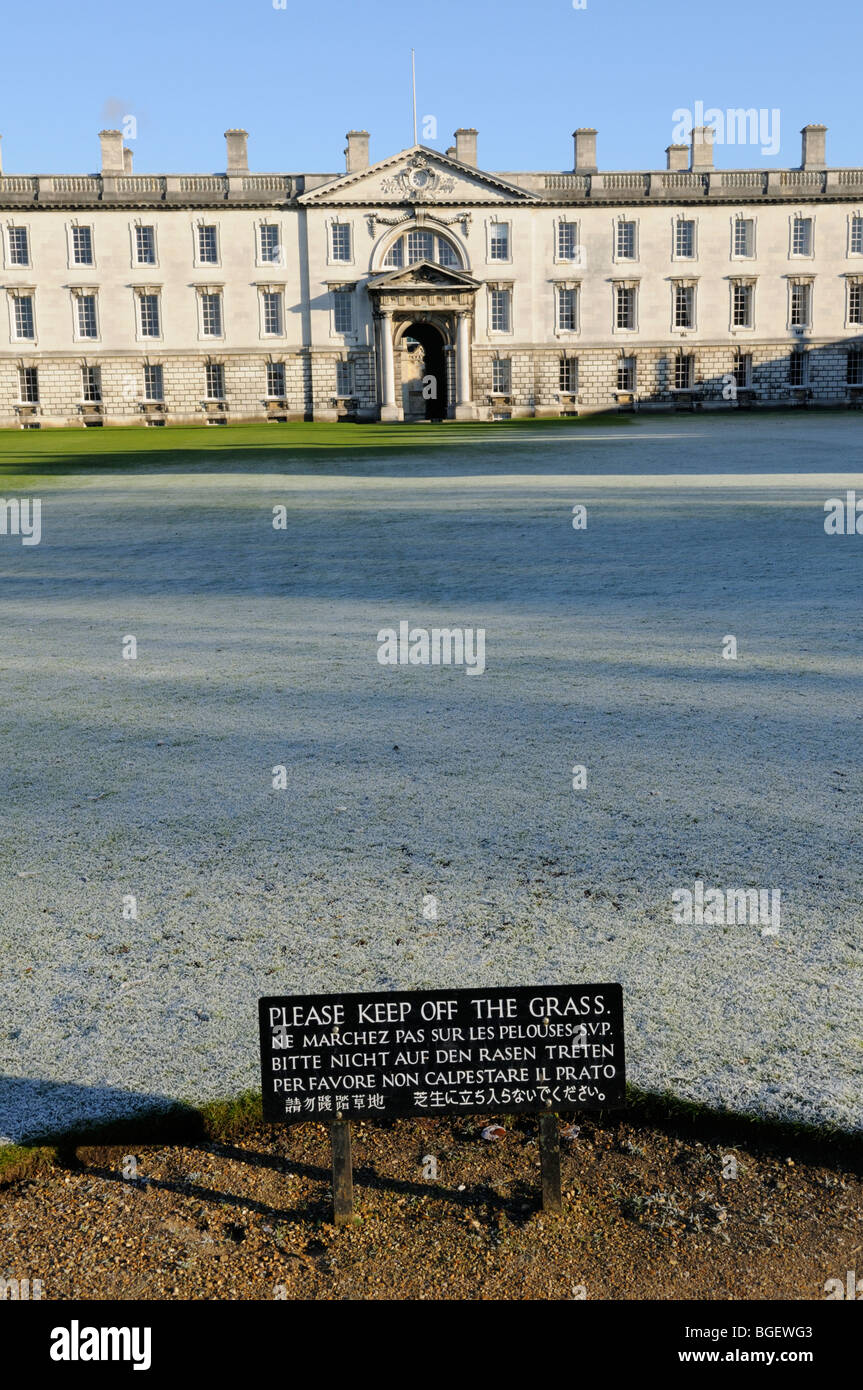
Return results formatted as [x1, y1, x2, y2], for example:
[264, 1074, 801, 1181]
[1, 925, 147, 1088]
[62, 1136, 541, 1230]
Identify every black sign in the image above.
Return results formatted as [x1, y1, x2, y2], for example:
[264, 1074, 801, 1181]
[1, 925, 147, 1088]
[259, 984, 625, 1122]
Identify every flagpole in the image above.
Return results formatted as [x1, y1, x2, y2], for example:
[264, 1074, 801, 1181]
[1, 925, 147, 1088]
[411, 49, 418, 145]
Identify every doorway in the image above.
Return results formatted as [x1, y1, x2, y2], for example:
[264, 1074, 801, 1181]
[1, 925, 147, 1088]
[400, 321, 448, 420]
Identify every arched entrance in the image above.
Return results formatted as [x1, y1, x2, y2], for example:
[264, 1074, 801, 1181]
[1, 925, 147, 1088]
[399, 320, 448, 421]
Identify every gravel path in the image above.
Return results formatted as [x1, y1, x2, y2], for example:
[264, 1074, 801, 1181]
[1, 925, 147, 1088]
[1, 413, 861, 1142]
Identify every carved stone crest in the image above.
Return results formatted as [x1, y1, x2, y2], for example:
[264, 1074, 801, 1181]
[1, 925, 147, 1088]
[380, 153, 456, 201]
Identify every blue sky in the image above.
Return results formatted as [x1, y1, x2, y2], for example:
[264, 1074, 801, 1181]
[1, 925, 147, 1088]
[3, 0, 860, 174]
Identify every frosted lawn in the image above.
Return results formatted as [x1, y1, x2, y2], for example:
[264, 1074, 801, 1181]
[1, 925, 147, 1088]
[0, 412, 861, 1142]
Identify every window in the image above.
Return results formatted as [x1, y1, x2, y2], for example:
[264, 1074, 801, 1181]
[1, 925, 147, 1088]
[557, 286, 578, 331]
[734, 352, 752, 388]
[792, 216, 813, 256]
[616, 220, 636, 259]
[847, 348, 863, 386]
[135, 226, 156, 265]
[331, 223, 352, 262]
[674, 284, 694, 329]
[262, 291, 283, 335]
[76, 294, 98, 338]
[616, 285, 636, 330]
[205, 362, 225, 399]
[13, 294, 35, 339]
[733, 218, 754, 258]
[201, 292, 223, 336]
[490, 288, 511, 333]
[674, 354, 694, 389]
[789, 351, 808, 386]
[557, 221, 578, 261]
[81, 366, 101, 403]
[617, 356, 636, 392]
[8, 226, 29, 265]
[333, 288, 353, 334]
[491, 359, 511, 393]
[489, 223, 510, 261]
[18, 366, 38, 403]
[732, 282, 753, 328]
[559, 356, 577, 393]
[675, 219, 695, 258]
[790, 282, 811, 327]
[198, 225, 218, 264]
[143, 364, 164, 401]
[138, 293, 160, 337]
[336, 360, 354, 396]
[406, 229, 433, 263]
[266, 361, 286, 398]
[260, 225, 281, 264]
[71, 225, 93, 264]
[382, 231, 462, 268]
[851, 215, 863, 255]
[849, 281, 863, 326]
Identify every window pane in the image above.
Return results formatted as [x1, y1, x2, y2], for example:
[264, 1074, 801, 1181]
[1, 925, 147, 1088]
[266, 362, 286, 397]
[202, 293, 223, 335]
[675, 220, 694, 257]
[144, 365, 164, 400]
[139, 294, 160, 337]
[14, 296, 34, 338]
[9, 227, 29, 264]
[436, 238, 458, 267]
[198, 226, 218, 263]
[136, 226, 156, 264]
[331, 224, 352, 261]
[263, 292, 283, 334]
[406, 230, 433, 262]
[77, 295, 97, 337]
[490, 224, 509, 260]
[333, 290, 353, 333]
[72, 226, 93, 264]
[260, 225, 281, 263]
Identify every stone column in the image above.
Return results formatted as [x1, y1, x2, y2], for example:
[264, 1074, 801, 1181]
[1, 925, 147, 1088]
[455, 311, 476, 420]
[379, 311, 399, 421]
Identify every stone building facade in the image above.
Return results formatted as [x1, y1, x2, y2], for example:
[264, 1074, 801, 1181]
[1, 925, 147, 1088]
[1, 121, 862, 426]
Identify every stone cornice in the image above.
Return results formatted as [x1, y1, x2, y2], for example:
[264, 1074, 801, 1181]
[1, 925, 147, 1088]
[2, 166, 863, 212]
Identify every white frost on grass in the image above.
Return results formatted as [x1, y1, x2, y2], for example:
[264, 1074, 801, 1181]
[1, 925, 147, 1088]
[0, 414, 861, 1141]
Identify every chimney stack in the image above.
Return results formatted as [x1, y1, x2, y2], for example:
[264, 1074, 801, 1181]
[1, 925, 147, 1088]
[344, 130, 370, 172]
[123, 146, 133, 174]
[99, 129, 125, 174]
[225, 129, 249, 173]
[573, 128, 597, 173]
[800, 123, 827, 169]
[454, 128, 478, 166]
[666, 143, 689, 171]
[690, 125, 714, 170]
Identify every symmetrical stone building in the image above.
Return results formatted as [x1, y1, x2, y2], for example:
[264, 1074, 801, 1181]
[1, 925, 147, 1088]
[1, 121, 862, 426]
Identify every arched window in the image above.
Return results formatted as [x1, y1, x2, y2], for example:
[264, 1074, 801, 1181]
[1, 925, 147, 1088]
[382, 228, 463, 269]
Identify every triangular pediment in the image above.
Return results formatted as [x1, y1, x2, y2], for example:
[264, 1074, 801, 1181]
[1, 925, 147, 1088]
[367, 260, 480, 291]
[299, 145, 538, 206]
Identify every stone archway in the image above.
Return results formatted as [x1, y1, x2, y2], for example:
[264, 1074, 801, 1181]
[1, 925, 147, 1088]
[368, 262, 480, 421]
[398, 320, 448, 420]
